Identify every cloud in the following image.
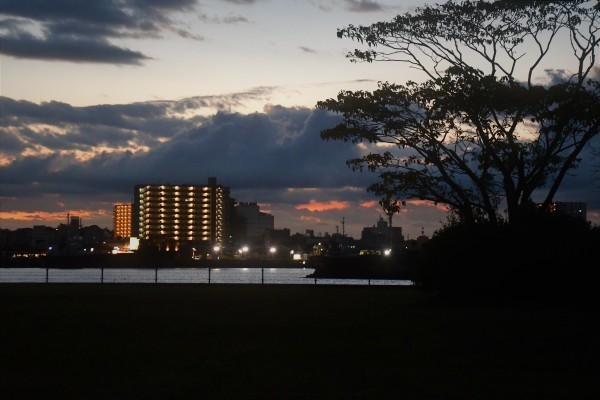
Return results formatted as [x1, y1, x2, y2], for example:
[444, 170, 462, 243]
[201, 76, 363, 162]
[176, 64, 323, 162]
[0, 33, 151, 65]
[296, 200, 351, 212]
[345, 0, 384, 13]
[221, 0, 261, 4]
[299, 46, 318, 53]
[0, 94, 374, 199]
[0, 0, 201, 64]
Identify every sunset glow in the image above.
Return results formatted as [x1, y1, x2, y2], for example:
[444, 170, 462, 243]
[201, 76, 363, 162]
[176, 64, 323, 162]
[296, 200, 351, 212]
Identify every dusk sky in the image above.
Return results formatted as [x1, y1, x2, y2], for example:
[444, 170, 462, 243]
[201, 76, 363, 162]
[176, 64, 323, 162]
[1, 0, 598, 240]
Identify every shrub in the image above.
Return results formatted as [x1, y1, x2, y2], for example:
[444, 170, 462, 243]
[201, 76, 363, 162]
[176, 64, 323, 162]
[414, 213, 597, 305]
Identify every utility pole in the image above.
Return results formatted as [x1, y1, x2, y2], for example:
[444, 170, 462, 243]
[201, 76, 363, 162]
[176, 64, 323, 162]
[341, 217, 345, 236]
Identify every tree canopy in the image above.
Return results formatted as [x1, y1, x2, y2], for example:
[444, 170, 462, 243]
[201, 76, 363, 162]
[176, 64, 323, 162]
[317, 0, 600, 226]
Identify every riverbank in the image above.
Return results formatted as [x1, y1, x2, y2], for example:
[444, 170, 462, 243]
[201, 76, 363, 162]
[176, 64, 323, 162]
[1, 284, 597, 399]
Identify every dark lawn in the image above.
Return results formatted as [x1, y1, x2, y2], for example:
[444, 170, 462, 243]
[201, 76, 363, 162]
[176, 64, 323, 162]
[0, 284, 598, 399]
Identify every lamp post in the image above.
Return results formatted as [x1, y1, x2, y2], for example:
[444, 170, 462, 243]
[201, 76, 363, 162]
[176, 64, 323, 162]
[239, 246, 249, 258]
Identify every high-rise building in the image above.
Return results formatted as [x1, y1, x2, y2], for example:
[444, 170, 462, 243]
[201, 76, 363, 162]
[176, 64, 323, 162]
[132, 177, 231, 249]
[113, 204, 132, 238]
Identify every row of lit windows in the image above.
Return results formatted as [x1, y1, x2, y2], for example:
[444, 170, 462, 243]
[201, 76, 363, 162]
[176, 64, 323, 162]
[141, 200, 211, 205]
[140, 200, 212, 205]
[141, 227, 211, 232]
[142, 232, 210, 237]
[140, 189, 212, 194]
[140, 204, 212, 209]
[138, 216, 221, 221]
[140, 188, 211, 192]
[141, 235, 211, 241]
[140, 185, 212, 190]
[140, 229, 211, 235]
[139, 190, 212, 197]
[140, 211, 212, 216]
[140, 211, 211, 216]
[140, 216, 212, 220]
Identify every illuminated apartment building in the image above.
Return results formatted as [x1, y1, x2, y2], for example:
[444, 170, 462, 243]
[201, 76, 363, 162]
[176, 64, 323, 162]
[113, 204, 132, 238]
[132, 177, 231, 250]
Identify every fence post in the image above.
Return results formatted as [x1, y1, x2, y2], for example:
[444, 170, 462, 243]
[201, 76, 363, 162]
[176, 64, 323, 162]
[208, 267, 211, 284]
[314, 276, 317, 285]
[101, 267, 104, 284]
[261, 267, 264, 284]
[155, 268, 158, 283]
[45, 266, 49, 283]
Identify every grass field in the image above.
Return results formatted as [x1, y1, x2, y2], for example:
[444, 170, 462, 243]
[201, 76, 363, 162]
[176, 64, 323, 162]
[1, 283, 598, 399]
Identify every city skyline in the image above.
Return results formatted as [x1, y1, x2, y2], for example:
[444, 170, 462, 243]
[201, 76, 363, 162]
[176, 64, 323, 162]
[1, 0, 599, 239]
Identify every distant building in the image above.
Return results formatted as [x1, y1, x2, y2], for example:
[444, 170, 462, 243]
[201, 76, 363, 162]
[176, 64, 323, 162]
[32, 225, 58, 251]
[360, 216, 404, 251]
[56, 215, 83, 255]
[113, 204, 132, 238]
[235, 202, 274, 239]
[132, 177, 232, 251]
[81, 225, 112, 249]
[550, 201, 587, 221]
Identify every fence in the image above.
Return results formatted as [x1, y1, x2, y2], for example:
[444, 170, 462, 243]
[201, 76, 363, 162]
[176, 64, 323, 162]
[0, 267, 413, 286]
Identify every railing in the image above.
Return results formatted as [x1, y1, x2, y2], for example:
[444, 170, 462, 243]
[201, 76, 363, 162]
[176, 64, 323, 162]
[0, 267, 414, 286]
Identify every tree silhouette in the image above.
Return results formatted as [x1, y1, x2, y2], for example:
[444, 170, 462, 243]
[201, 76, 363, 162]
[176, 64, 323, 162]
[317, 0, 600, 226]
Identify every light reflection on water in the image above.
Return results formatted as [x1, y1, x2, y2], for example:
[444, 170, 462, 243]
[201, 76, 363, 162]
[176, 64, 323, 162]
[0, 267, 413, 286]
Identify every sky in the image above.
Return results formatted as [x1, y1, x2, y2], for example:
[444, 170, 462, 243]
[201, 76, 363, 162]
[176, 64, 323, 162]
[1, 0, 599, 240]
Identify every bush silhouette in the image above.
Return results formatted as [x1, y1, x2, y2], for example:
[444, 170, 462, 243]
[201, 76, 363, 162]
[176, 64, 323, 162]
[414, 213, 598, 305]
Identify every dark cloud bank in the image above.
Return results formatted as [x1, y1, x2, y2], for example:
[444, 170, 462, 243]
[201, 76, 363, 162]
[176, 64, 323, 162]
[0, 96, 376, 206]
[0, 0, 200, 64]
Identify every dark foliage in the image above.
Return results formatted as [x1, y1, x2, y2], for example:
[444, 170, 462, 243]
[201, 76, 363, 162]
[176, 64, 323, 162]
[414, 212, 599, 305]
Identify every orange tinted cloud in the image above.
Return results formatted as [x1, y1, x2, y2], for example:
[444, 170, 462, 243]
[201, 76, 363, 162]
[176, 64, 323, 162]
[0, 209, 110, 225]
[360, 199, 450, 212]
[295, 200, 350, 212]
[359, 200, 379, 208]
[406, 199, 450, 211]
[257, 202, 272, 213]
[299, 216, 322, 224]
